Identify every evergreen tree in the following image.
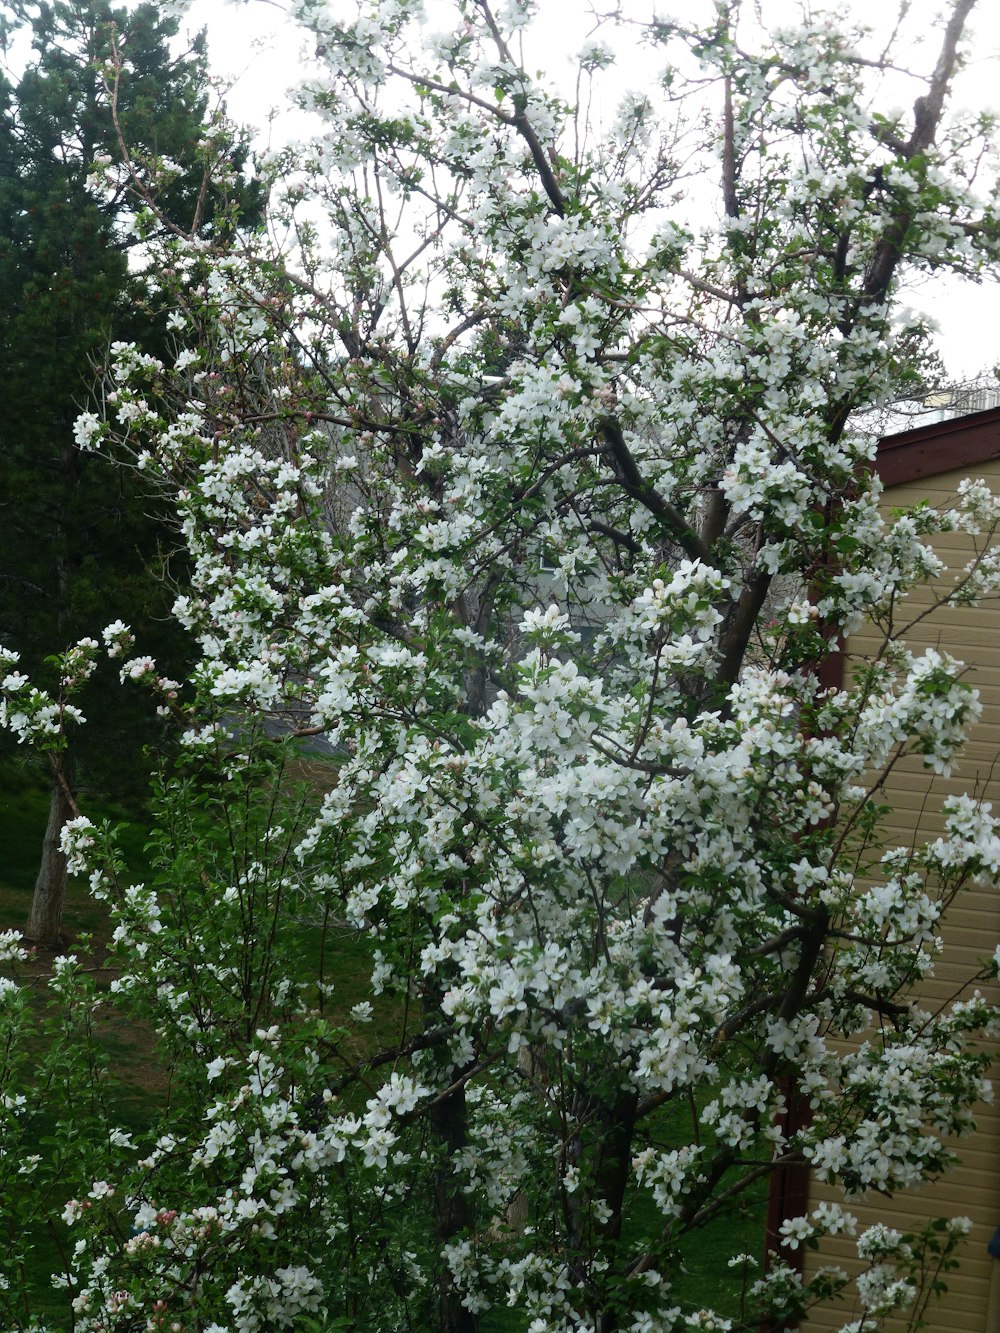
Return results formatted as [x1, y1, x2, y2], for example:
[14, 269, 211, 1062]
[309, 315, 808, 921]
[0, 0, 256, 945]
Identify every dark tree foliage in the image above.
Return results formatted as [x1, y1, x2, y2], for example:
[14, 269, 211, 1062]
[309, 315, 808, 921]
[0, 0, 259, 943]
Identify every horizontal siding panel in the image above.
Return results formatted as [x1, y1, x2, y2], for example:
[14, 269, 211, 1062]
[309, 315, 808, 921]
[889, 460, 1000, 491]
[803, 457, 1000, 1333]
[802, 1217, 991, 1333]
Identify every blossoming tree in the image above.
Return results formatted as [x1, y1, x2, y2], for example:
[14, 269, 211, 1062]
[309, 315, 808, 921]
[2, 0, 1000, 1330]
[0, 0, 257, 947]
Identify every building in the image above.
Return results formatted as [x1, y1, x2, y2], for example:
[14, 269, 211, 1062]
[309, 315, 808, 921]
[778, 406, 1000, 1333]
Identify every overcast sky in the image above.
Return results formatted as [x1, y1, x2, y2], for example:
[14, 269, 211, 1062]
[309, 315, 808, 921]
[181, 0, 1000, 381]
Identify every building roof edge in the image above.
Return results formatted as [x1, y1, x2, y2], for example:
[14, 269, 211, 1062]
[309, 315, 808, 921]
[877, 404, 1000, 487]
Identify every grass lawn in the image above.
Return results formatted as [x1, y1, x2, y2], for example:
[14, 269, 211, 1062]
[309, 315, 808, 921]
[0, 757, 769, 1329]
[0, 759, 167, 1323]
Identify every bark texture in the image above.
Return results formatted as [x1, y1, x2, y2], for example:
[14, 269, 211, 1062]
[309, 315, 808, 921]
[25, 759, 75, 947]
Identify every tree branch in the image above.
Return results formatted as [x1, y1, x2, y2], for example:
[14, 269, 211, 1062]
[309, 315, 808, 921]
[863, 0, 976, 304]
[599, 416, 714, 565]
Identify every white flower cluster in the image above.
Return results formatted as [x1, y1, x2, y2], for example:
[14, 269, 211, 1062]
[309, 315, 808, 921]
[25, 1, 1000, 1329]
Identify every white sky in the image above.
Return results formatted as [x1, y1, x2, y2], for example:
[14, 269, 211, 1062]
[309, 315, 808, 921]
[181, 0, 1000, 381]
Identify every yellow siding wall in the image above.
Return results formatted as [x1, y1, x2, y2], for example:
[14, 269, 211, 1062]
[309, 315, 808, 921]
[801, 463, 1000, 1333]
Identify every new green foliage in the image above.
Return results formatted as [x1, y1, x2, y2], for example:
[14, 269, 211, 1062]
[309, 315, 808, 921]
[0, 0, 258, 942]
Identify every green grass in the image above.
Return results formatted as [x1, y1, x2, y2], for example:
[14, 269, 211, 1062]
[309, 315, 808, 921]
[0, 758, 769, 1328]
[0, 759, 165, 1323]
[0, 758, 148, 937]
[0, 760, 54, 903]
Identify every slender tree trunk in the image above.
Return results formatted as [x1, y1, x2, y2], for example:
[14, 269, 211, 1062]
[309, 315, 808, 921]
[425, 856, 479, 1332]
[594, 1091, 638, 1333]
[25, 754, 75, 947]
[594, 1090, 637, 1249]
[565, 1089, 638, 1333]
[430, 1073, 478, 1333]
[505, 1042, 546, 1234]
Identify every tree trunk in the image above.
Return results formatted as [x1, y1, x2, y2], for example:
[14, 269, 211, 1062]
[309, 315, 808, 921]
[25, 757, 75, 947]
[430, 1073, 478, 1333]
[505, 1042, 546, 1235]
